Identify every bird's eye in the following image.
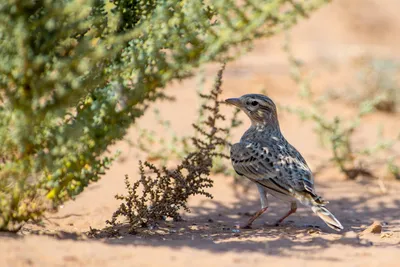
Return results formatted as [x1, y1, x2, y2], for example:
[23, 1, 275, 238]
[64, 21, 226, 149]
[251, 101, 258, 106]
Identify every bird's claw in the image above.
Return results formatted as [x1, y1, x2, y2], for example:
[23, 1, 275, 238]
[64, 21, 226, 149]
[236, 224, 252, 229]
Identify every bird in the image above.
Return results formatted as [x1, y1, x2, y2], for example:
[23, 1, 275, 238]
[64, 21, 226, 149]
[225, 94, 343, 231]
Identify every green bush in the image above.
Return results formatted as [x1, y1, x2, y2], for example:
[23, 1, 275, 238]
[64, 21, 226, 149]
[282, 34, 400, 182]
[0, 0, 329, 231]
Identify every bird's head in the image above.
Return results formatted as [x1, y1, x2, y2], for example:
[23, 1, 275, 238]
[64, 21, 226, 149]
[225, 94, 279, 127]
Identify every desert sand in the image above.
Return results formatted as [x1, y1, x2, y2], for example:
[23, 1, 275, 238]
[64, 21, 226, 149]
[1, 1, 400, 266]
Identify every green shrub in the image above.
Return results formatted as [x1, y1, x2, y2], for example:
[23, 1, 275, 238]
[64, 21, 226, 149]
[282, 34, 400, 181]
[0, 0, 329, 231]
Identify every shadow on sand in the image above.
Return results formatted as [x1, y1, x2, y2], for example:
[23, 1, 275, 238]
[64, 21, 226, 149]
[17, 179, 400, 260]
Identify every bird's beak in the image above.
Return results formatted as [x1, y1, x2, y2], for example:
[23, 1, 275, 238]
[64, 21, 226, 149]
[225, 98, 241, 107]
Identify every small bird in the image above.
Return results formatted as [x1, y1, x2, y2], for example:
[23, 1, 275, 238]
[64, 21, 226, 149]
[225, 94, 343, 231]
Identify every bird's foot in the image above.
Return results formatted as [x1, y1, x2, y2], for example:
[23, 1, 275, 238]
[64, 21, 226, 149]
[261, 221, 281, 227]
[236, 224, 252, 229]
[271, 219, 294, 227]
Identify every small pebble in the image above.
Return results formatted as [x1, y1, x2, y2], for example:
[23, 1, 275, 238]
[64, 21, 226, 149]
[362, 221, 382, 235]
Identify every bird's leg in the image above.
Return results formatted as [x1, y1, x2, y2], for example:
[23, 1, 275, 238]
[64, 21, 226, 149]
[241, 207, 268, 229]
[240, 185, 268, 229]
[275, 201, 297, 226]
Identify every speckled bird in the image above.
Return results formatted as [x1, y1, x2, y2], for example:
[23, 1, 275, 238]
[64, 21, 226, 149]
[225, 94, 343, 231]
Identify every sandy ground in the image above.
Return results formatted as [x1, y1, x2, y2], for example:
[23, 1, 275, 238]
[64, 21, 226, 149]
[2, 1, 400, 266]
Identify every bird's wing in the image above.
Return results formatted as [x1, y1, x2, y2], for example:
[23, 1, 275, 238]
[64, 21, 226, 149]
[230, 141, 325, 204]
[230, 141, 275, 179]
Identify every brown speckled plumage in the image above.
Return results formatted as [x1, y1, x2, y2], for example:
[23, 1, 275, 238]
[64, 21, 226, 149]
[226, 94, 343, 231]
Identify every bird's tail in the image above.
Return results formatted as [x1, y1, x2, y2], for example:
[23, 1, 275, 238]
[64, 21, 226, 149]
[311, 206, 343, 231]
